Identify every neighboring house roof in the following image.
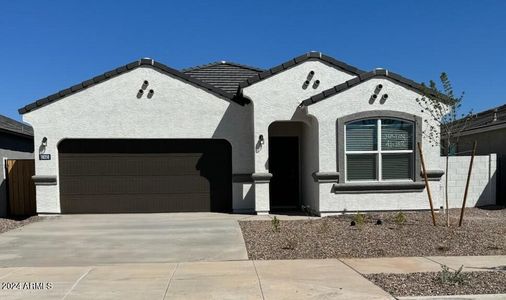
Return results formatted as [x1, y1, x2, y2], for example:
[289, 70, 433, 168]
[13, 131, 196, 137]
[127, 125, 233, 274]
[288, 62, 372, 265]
[182, 61, 263, 95]
[237, 51, 365, 92]
[19, 58, 243, 115]
[0, 114, 33, 137]
[452, 103, 506, 136]
[300, 68, 453, 106]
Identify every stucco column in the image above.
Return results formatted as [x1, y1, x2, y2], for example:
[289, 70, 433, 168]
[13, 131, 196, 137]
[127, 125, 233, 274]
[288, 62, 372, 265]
[252, 120, 271, 214]
[252, 173, 271, 215]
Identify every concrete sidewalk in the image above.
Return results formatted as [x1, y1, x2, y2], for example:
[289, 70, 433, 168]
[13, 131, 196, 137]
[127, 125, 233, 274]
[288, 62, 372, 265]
[0, 256, 504, 299]
[342, 255, 506, 274]
[0, 259, 393, 300]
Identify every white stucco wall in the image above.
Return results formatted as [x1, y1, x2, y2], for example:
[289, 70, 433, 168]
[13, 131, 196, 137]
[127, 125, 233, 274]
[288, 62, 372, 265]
[442, 154, 497, 208]
[242, 60, 356, 212]
[308, 77, 445, 214]
[22, 66, 255, 213]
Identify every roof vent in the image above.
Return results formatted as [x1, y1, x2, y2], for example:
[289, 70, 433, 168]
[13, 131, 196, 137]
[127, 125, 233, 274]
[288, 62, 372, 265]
[309, 51, 322, 58]
[493, 109, 498, 122]
[140, 58, 154, 65]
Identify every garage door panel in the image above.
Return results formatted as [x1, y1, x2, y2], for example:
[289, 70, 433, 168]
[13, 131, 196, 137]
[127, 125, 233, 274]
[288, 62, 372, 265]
[60, 193, 211, 213]
[58, 139, 231, 213]
[60, 175, 210, 195]
[59, 154, 205, 176]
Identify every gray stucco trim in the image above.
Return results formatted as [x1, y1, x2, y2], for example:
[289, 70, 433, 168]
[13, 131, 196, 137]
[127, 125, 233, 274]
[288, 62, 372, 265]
[251, 172, 273, 183]
[300, 68, 453, 106]
[19, 58, 246, 114]
[336, 110, 423, 184]
[232, 173, 253, 183]
[332, 181, 425, 194]
[421, 169, 445, 181]
[32, 175, 57, 186]
[312, 172, 340, 183]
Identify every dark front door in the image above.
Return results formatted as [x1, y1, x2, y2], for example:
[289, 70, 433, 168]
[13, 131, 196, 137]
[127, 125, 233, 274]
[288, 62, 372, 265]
[58, 139, 232, 213]
[269, 137, 300, 210]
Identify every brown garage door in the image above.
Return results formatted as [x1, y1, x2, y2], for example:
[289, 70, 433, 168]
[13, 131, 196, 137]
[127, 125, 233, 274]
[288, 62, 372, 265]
[58, 139, 232, 213]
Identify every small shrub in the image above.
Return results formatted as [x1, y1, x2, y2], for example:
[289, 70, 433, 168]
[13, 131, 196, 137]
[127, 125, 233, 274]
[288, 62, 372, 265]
[271, 216, 280, 232]
[353, 212, 367, 226]
[438, 265, 466, 285]
[393, 211, 407, 225]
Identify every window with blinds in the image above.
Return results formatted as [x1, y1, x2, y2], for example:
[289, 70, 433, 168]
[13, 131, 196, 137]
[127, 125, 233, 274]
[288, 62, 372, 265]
[345, 118, 414, 181]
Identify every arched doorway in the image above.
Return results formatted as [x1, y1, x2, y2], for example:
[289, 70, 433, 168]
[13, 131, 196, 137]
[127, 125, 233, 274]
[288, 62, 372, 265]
[268, 121, 304, 212]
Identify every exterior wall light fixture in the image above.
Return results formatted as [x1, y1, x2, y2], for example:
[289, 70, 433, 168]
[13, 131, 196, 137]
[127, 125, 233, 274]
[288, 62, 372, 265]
[39, 137, 51, 160]
[256, 134, 265, 153]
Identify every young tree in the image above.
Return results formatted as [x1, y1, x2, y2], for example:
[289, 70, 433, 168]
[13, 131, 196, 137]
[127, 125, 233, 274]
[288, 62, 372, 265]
[415, 73, 472, 226]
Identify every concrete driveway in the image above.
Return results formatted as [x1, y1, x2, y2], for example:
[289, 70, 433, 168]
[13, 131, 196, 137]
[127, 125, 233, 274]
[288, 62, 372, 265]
[0, 213, 248, 267]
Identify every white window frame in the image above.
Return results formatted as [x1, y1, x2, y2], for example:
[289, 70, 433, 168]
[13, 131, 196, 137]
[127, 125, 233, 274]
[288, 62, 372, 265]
[344, 118, 414, 182]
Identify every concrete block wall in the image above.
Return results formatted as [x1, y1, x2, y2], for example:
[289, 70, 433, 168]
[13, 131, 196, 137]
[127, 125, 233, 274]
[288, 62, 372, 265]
[441, 154, 497, 208]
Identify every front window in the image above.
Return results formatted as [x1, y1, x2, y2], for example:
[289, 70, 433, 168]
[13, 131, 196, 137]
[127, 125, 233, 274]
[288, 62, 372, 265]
[345, 118, 414, 181]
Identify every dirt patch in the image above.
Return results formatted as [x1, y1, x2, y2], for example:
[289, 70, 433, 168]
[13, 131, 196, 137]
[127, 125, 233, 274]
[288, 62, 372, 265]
[366, 271, 506, 297]
[0, 216, 45, 234]
[239, 207, 506, 259]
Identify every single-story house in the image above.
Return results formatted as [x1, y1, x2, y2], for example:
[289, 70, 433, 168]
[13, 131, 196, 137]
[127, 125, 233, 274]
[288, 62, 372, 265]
[19, 52, 451, 215]
[0, 115, 34, 217]
[451, 104, 506, 204]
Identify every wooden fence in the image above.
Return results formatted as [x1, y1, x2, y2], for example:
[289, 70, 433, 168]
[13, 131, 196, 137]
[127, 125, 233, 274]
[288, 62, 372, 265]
[6, 159, 36, 216]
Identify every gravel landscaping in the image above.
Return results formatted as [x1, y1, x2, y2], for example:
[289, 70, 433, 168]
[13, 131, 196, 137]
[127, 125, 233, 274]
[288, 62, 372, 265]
[0, 216, 44, 234]
[239, 207, 506, 259]
[365, 271, 506, 297]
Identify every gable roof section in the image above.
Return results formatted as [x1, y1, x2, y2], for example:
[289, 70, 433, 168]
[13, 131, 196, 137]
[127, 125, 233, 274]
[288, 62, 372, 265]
[300, 68, 453, 106]
[0, 114, 33, 137]
[19, 58, 241, 114]
[237, 51, 365, 92]
[183, 61, 263, 95]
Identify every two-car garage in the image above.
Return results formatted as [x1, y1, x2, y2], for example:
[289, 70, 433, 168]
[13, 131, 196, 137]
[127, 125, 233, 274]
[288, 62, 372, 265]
[58, 139, 232, 213]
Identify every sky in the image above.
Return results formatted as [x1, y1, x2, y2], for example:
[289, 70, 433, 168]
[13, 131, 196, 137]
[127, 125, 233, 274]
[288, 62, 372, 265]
[1, 0, 505, 121]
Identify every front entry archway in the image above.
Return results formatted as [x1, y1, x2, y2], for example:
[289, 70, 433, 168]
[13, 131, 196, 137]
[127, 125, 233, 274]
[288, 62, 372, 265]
[268, 122, 303, 212]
